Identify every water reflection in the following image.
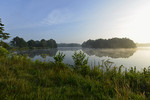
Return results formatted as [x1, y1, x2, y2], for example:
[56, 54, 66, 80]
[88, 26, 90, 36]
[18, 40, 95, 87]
[17, 47, 136, 59]
[82, 48, 136, 58]
[15, 47, 150, 70]
[58, 47, 82, 51]
[17, 49, 58, 58]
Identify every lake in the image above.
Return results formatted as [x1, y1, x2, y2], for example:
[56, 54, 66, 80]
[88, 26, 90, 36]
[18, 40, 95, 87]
[17, 47, 150, 71]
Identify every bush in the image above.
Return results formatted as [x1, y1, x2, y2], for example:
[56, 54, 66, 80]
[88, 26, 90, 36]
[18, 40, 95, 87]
[72, 51, 88, 70]
[72, 51, 90, 76]
[0, 47, 9, 56]
[53, 51, 65, 63]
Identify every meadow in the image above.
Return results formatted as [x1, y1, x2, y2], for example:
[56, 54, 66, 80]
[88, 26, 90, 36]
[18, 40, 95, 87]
[0, 47, 150, 100]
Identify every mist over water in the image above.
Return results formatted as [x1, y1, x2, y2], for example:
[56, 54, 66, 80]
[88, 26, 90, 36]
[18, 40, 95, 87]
[17, 47, 150, 71]
[82, 48, 136, 58]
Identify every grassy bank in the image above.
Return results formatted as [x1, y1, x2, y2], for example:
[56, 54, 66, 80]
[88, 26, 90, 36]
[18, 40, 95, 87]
[0, 47, 150, 100]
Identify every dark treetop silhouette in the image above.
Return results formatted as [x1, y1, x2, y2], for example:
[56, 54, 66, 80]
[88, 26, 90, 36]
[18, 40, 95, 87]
[11, 36, 57, 49]
[82, 38, 136, 48]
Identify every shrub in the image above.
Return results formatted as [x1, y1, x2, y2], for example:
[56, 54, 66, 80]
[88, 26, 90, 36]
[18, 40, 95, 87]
[72, 51, 88, 70]
[53, 52, 65, 63]
[72, 51, 90, 76]
[0, 47, 9, 56]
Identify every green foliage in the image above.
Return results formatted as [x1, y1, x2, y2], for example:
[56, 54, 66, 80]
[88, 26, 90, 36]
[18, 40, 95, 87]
[27, 40, 36, 48]
[11, 36, 57, 49]
[82, 38, 136, 48]
[72, 51, 88, 69]
[28, 38, 57, 48]
[72, 51, 90, 76]
[40, 39, 47, 47]
[0, 41, 9, 48]
[11, 36, 28, 48]
[47, 39, 57, 48]
[0, 47, 150, 99]
[0, 18, 10, 48]
[0, 47, 9, 56]
[53, 52, 65, 63]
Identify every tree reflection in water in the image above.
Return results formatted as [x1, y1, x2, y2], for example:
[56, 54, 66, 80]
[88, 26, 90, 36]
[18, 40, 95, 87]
[17, 49, 58, 58]
[17, 48, 136, 59]
[82, 48, 136, 58]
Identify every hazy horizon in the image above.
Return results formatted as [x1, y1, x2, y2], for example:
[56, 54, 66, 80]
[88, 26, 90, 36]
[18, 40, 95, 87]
[1, 0, 150, 43]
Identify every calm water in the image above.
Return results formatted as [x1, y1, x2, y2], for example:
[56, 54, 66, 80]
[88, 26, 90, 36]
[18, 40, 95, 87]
[17, 47, 150, 70]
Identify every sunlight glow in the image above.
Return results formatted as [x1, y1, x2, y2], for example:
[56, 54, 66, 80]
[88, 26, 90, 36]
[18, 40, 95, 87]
[117, 1, 150, 43]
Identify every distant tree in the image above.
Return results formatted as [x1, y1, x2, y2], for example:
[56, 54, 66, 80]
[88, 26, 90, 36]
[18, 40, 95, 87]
[34, 40, 40, 47]
[53, 39, 57, 48]
[0, 18, 10, 48]
[11, 36, 28, 48]
[47, 39, 57, 48]
[10, 36, 57, 49]
[27, 40, 36, 47]
[40, 39, 47, 48]
[82, 39, 94, 48]
[82, 38, 136, 48]
[27, 39, 57, 48]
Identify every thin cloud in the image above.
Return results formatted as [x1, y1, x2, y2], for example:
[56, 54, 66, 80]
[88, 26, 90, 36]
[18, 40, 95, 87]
[42, 9, 73, 25]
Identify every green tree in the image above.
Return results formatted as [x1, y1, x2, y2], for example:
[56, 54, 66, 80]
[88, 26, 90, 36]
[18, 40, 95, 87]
[0, 18, 10, 48]
[47, 39, 57, 48]
[27, 40, 36, 47]
[82, 38, 136, 48]
[34, 40, 40, 47]
[72, 51, 88, 70]
[53, 52, 65, 63]
[72, 51, 90, 76]
[40, 39, 47, 48]
[11, 36, 28, 48]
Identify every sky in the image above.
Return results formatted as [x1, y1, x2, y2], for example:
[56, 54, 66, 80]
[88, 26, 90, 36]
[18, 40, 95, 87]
[1, 0, 150, 44]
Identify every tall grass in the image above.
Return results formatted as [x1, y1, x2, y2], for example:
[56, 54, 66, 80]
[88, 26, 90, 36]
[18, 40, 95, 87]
[0, 47, 150, 100]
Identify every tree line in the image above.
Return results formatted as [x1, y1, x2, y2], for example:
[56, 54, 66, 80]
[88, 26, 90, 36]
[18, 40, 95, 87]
[0, 18, 57, 49]
[10, 36, 57, 49]
[0, 18, 137, 49]
[82, 38, 136, 48]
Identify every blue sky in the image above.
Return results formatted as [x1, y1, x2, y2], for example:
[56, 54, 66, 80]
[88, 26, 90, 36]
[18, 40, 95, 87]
[1, 0, 150, 43]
